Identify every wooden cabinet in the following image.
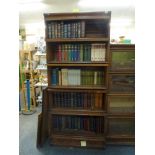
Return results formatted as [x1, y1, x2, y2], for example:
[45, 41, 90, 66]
[107, 44, 135, 144]
[37, 12, 111, 148]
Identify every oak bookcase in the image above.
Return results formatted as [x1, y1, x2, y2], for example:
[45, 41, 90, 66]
[107, 44, 135, 145]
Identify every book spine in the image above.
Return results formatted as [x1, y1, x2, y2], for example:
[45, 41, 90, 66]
[80, 44, 83, 62]
[58, 45, 62, 62]
[51, 22, 55, 38]
[48, 23, 52, 39]
[60, 21, 63, 38]
[51, 69, 57, 85]
[77, 22, 81, 38]
[73, 23, 76, 38]
[55, 22, 58, 38]
[63, 24, 67, 38]
[81, 21, 85, 38]
[57, 22, 61, 38]
[61, 69, 68, 86]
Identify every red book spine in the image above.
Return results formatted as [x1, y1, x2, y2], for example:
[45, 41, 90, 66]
[58, 45, 62, 62]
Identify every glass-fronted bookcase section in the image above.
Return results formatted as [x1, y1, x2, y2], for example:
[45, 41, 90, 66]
[107, 117, 135, 136]
[109, 74, 135, 94]
[110, 44, 135, 72]
[108, 95, 135, 114]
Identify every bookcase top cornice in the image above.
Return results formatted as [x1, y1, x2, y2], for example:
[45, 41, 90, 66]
[44, 11, 111, 21]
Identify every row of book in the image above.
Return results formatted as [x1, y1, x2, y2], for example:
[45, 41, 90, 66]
[51, 69, 104, 86]
[52, 44, 106, 62]
[50, 92, 103, 109]
[52, 115, 104, 133]
[47, 21, 85, 38]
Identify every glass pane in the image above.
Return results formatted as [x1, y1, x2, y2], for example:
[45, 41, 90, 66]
[108, 118, 135, 135]
[109, 96, 135, 113]
[52, 115, 104, 134]
[111, 51, 135, 71]
[110, 75, 135, 93]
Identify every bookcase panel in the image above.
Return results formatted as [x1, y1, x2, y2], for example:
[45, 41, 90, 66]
[48, 90, 106, 110]
[85, 20, 109, 38]
[47, 43, 107, 63]
[52, 115, 105, 135]
[107, 117, 135, 136]
[109, 74, 135, 93]
[49, 67, 106, 88]
[108, 95, 135, 114]
[111, 51, 135, 71]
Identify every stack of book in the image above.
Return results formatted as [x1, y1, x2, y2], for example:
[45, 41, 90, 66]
[52, 43, 106, 62]
[52, 92, 103, 109]
[51, 68, 104, 86]
[47, 21, 85, 38]
[53, 115, 104, 133]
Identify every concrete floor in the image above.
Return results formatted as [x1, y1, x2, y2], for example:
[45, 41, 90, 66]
[19, 106, 135, 155]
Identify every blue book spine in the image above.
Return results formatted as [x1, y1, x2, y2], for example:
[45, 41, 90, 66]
[51, 69, 57, 85]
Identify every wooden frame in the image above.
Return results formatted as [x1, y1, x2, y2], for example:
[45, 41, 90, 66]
[109, 44, 135, 73]
[107, 94, 135, 116]
[107, 44, 135, 145]
[37, 12, 111, 148]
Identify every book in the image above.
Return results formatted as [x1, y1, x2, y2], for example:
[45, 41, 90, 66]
[61, 69, 68, 85]
[51, 68, 58, 85]
[81, 21, 85, 37]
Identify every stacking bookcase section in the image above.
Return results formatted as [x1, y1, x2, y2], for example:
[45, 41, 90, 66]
[51, 115, 106, 148]
[38, 12, 111, 148]
[107, 94, 135, 115]
[110, 44, 135, 73]
[106, 116, 135, 144]
[46, 43, 108, 63]
[48, 89, 106, 112]
[45, 12, 110, 40]
[48, 67, 107, 89]
[109, 74, 135, 93]
[107, 44, 135, 145]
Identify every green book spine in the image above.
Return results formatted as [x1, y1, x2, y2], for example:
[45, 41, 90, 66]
[81, 70, 84, 85]
[80, 44, 83, 62]
[88, 44, 91, 61]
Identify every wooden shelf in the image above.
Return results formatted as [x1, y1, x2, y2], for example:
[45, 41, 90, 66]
[108, 92, 135, 95]
[51, 108, 106, 116]
[46, 38, 109, 43]
[48, 85, 106, 90]
[47, 62, 109, 67]
[110, 44, 135, 51]
[107, 113, 135, 117]
[108, 93, 135, 96]
[51, 132, 105, 139]
[109, 70, 135, 74]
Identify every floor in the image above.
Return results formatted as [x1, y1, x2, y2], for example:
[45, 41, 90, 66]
[19, 106, 135, 155]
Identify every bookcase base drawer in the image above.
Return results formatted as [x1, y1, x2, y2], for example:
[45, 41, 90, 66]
[106, 136, 135, 145]
[50, 135, 106, 148]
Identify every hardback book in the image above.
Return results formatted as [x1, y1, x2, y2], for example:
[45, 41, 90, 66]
[61, 69, 68, 85]
[81, 21, 85, 38]
[51, 68, 58, 85]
